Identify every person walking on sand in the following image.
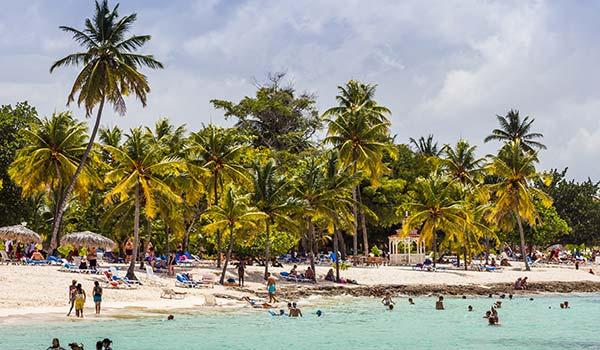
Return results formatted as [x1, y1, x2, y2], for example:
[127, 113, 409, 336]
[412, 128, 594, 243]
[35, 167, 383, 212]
[67, 280, 77, 316]
[267, 273, 278, 303]
[93, 281, 103, 315]
[237, 259, 245, 287]
[74, 283, 86, 318]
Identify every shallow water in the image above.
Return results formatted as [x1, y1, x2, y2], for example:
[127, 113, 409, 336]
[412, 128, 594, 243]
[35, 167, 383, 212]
[1, 295, 599, 350]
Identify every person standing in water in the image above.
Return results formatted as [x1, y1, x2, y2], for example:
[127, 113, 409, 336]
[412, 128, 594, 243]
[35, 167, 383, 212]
[92, 281, 103, 315]
[289, 302, 303, 317]
[67, 280, 77, 316]
[266, 273, 278, 303]
[435, 296, 445, 310]
[381, 293, 395, 307]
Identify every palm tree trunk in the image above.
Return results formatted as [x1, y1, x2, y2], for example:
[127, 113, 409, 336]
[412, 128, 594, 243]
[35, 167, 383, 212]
[219, 227, 236, 284]
[50, 97, 105, 249]
[126, 182, 140, 280]
[49, 163, 62, 249]
[351, 162, 359, 258]
[264, 219, 271, 279]
[165, 226, 170, 257]
[515, 211, 530, 271]
[308, 218, 317, 283]
[485, 237, 490, 265]
[334, 226, 340, 283]
[183, 204, 202, 251]
[432, 232, 437, 268]
[140, 218, 151, 269]
[337, 230, 347, 260]
[214, 174, 222, 268]
[356, 188, 369, 256]
[464, 247, 468, 271]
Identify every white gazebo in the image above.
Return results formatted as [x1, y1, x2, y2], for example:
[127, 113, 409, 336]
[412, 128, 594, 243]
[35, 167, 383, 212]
[388, 229, 426, 265]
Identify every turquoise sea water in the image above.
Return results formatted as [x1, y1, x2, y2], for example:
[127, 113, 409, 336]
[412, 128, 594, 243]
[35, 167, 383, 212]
[1, 295, 599, 350]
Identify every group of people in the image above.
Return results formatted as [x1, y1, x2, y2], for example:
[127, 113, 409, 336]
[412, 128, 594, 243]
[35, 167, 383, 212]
[66, 279, 103, 318]
[46, 337, 112, 350]
[3, 239, 47, 260]
[514, 276, 529, 290]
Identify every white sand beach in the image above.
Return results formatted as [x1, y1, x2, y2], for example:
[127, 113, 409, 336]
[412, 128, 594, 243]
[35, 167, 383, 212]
[1, 262, 599, 323]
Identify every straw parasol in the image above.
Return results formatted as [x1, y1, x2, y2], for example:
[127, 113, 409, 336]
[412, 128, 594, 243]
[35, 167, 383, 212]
[61, 231, 116, 249]
[0, 225, 42, 243]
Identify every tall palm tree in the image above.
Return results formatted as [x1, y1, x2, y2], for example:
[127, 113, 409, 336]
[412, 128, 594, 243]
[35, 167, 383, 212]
[486, 140, 551, 271]
[49, 0, 163, 249]
[104, 128, 183, 279]
[9, 112, 97, 245]
[251, 159, 296, 279]
[484, 110, 546, 153]
[402, 174, 469, 267]
[324, 80, 392, 257]
[441, 140, 485, 185]
[293, 156, 356, 281]
[188, 125, 249, 267]
[203, 186, 267, 284]
[409, 135, 442, 157]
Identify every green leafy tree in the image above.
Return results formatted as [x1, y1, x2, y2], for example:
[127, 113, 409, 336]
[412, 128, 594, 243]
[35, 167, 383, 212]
[324, 80, 392, 256]
[211, 73, 322, 152]
[49, 0, 163, 249]
[484, 109, 546, 153]
[486, 140, 552, 271]
[9, 112, 97, 244]
[188, 125, 249, 266]
[0, 102, 38, 227]
[104, 128, 183, 279]
[203, 186, 267, 284]
[409, 134, 442, 157]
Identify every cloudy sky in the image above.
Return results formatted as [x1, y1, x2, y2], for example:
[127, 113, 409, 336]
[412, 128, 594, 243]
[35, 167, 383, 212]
[1, 0, 599, 180]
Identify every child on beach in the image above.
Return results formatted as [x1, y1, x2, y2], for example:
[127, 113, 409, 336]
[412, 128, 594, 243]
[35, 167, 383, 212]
[74, 283, 86, 318]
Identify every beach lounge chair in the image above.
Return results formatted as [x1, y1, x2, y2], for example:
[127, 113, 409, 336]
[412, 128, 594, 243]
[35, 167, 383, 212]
[24, 258, 49, 265]
[413, 259, 436, 271]
[103, 271, 137, 289]
[109, 266, 142, 285]
[175, 273, 200, 288]
[145, 266, 166, 286]
[161, 288, 186, 299]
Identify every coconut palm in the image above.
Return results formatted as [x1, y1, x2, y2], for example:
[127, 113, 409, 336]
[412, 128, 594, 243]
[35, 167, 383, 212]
[484, 110, 546, 153]
[324, 80, 392, 257]
[203, 186, 267, 284]
[104, 128, 184, 279]
[9, 112, 97, 246]
[486, 140, 552, 271]
[250, 159, 296, 278]
[402, 174, 469, 267]
[293, 156, 357, 282]
[441, 140, 485, 185]
[48, 0, 163, 249]
[409, 134, 442, 157]
[188, 125, 249, 267]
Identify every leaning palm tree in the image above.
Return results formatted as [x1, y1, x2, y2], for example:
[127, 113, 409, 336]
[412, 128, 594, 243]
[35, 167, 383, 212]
[104, 128, 183, 280]
[9, 112, 97, 247]
[203, 186, 267, 284]
[48, 0, 163, 249]
[324, 81, 392, 257]
[486, 140, 551, 271]
[188, 125, 249, 267]
[402, 174, 469, 268]
[484, 110, 546, 153]
[409, 134, 442, 157]
[251, 159, 296, 279]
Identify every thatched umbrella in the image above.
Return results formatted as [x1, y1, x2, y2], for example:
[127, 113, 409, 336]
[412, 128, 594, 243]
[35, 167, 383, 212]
[0, 225, 42, 243]
[61, 231, 116, 249]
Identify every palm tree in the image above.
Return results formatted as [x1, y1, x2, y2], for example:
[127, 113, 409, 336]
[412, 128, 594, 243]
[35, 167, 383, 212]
[324, 80, 392, 257]
[48, 0, 163, 249]
[409, 135, 442, 157]
[9, 112, 97, 246]
[251, 159, 296, 279]
[104, 128, 183, 279]
[293, 156, 356, 281]
[441, 140, 485, 185]
[203, 186, 267, 284]
[402, 174, 469, 267]
[188, 125, 249, 267]
[486, 140, 551, 271]
[484, 110, 546, 153]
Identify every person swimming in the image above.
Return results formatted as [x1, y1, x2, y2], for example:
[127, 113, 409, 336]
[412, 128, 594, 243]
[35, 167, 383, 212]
[408, 298, 415, 305]
[435, 296, 444, 310]
[316, 310, 323, 317]
[388, 304, 394, 310]
[468, 305, 473, 312]
[167, 315, 174, 320]
[381, 293, 395, 307]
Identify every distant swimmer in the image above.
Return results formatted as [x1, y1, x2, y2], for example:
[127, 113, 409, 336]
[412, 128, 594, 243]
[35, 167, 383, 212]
[408, 298, 415, 305]
[468, 305, 473, 312]
[381, 293, 395, 307]
[435, 296, 445, 310]
[289, 302, 303, 317]
[316, 310, 323, 317]
[167, 315, 174, 320]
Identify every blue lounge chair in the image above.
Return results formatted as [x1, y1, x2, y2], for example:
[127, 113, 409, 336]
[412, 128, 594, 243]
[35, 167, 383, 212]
[176, 273, 200, 288]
